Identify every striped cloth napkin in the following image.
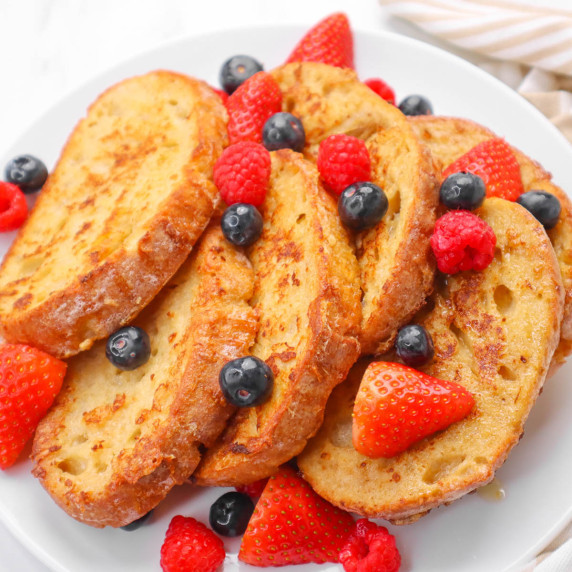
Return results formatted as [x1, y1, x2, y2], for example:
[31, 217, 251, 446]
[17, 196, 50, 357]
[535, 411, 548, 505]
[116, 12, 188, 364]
[380, 0, 572, 143]
[379, 1, 572, 570]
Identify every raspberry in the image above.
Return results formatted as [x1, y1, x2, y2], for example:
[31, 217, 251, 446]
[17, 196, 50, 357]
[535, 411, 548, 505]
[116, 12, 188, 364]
[431, 210, 496, 274]
[226, 72, 282, 145]
[214, 142, 271, 207]
[235, 478, 268, 499]
[0, 182, 28, 232]
[364, 78, 396, 105]
[339, 519, 401, 572]
[160, 516, 225, 572]
[317, 134, 371, 195]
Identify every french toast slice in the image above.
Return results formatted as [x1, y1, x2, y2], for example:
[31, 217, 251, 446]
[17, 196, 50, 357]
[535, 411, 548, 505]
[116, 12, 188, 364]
[410, 116, 572, 373]
[31, 222, 258, 528]
[0, 70, 227, 359]
[298, 198, 564, 524]
[272, 62, 439, 355]
[194, 149, 361, 486]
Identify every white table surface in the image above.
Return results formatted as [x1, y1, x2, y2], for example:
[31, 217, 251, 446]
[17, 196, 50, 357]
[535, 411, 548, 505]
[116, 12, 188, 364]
[0, 1, 566, 570]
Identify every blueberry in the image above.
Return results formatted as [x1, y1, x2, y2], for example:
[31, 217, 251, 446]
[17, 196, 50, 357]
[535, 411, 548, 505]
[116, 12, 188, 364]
[440, 172, 486, 210]
[106, 326, 151, 371]
[120, 510, 153, 531]
[219, 356, 273, 407]
[398, 95, 433, 117]
[221, 203, 263, 246]
[395, 324, 434, 367]
[220, 55, 264, 94]
[209, 491, 254, 537]
[517, 190, 561, 230]
[338, 182, 388, 230]
[4, 154, 48, 194]
[262, 112, 305, 153]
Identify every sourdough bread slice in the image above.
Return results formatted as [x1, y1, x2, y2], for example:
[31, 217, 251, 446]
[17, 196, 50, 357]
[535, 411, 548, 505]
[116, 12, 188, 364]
[272, 62, 439, 355]
[31, 222, 257, 528]
[0, 70, 227, 358]
[298, 198, 563, 523]
[410, 115, 572, 374]
[194, 149, 361, 486]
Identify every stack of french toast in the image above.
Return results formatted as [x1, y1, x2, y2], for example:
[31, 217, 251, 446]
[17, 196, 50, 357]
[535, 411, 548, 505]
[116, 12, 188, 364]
[0, 56, 570, 536]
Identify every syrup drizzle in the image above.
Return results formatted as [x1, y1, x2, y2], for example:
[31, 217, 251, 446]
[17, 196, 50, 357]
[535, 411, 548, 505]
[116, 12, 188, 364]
[477, 477, 506, 502]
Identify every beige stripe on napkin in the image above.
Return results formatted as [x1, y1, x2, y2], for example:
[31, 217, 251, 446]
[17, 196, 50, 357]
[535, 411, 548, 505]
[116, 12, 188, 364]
[380, 0, 572, 75]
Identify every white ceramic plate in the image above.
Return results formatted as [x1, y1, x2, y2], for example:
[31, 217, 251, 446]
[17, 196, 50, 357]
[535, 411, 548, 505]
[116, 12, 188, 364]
[1, 24, 572, 572]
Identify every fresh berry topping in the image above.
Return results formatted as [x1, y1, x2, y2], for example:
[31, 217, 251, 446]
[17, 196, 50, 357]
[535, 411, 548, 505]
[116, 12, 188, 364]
[235, 478, 268, 499]
[239, 465, 355, 566]
[338, 182, 388, 230]
[160, 515, 225, 572]
[214, 142, 271, 207]
[440, 172, 486, 211]
[0, 182, 28, 232]
[211, 87, 229, 104]
[352, 362, 475, 458]
[226, 71, 282, 145]
[105, 326, 151, 371]
[339, 518, 401, 572]
[286, 13, 354, 69]
[221, 203, 263, 246]
[121, 510, 153, 531]
[209, 491, 255, 537]
[431, 210, 496, 274]
[262, 112, 306, 152]
[4, 154, 48, 194]
[220, 55, 264, 94]
[442, 138, 524, 201]
[364, 78, 396, 105]
[395, 324, 434, 367]
[517, 190, 561, 229]
[0, 344, 66, 469]
[317, 134, 371, 195]
[398, 95, 433, 116]
[219, 356, 274, 407]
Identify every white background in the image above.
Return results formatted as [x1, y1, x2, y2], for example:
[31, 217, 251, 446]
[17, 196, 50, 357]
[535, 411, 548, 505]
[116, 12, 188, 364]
[0, 0, 570, 570]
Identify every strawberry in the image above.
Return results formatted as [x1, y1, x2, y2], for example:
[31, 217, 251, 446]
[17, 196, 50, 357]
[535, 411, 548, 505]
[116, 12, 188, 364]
[239, 465, 355, 566]
[235, 477, 268, 499]
[442, 138, 524, 201]
[226, 71, 282, 145]
[286, 13, 354, 69]
[160, 515, 225, 572]
[0, 344, 66, 468]
[352, 362, 475, 458]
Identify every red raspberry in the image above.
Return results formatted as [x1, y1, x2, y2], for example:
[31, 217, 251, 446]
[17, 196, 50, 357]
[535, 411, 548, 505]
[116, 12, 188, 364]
[214, 142, 271, 207]
[340, 519, 401, 572]
[226, 71, 282, 144]
[0, 344, 66, 469]
[431, 210, 496, 274]
[317, 134, 371, 195]
[364, 78, 396, 105]
[160, 516, 225, 572]
[235, 477, 268, 499]
[0, 182, 28, 232]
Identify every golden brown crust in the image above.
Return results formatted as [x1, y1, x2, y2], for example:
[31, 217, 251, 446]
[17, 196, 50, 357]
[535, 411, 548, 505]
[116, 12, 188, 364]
[194, 150, 361, 486]
[0, 70, 228, 358]
[272, 61, 439, 356]
[358, 128, 438, 354]
[410, 115, 572, 374]
[32, 223, 258, 527]
[298, 198, 564, 523]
